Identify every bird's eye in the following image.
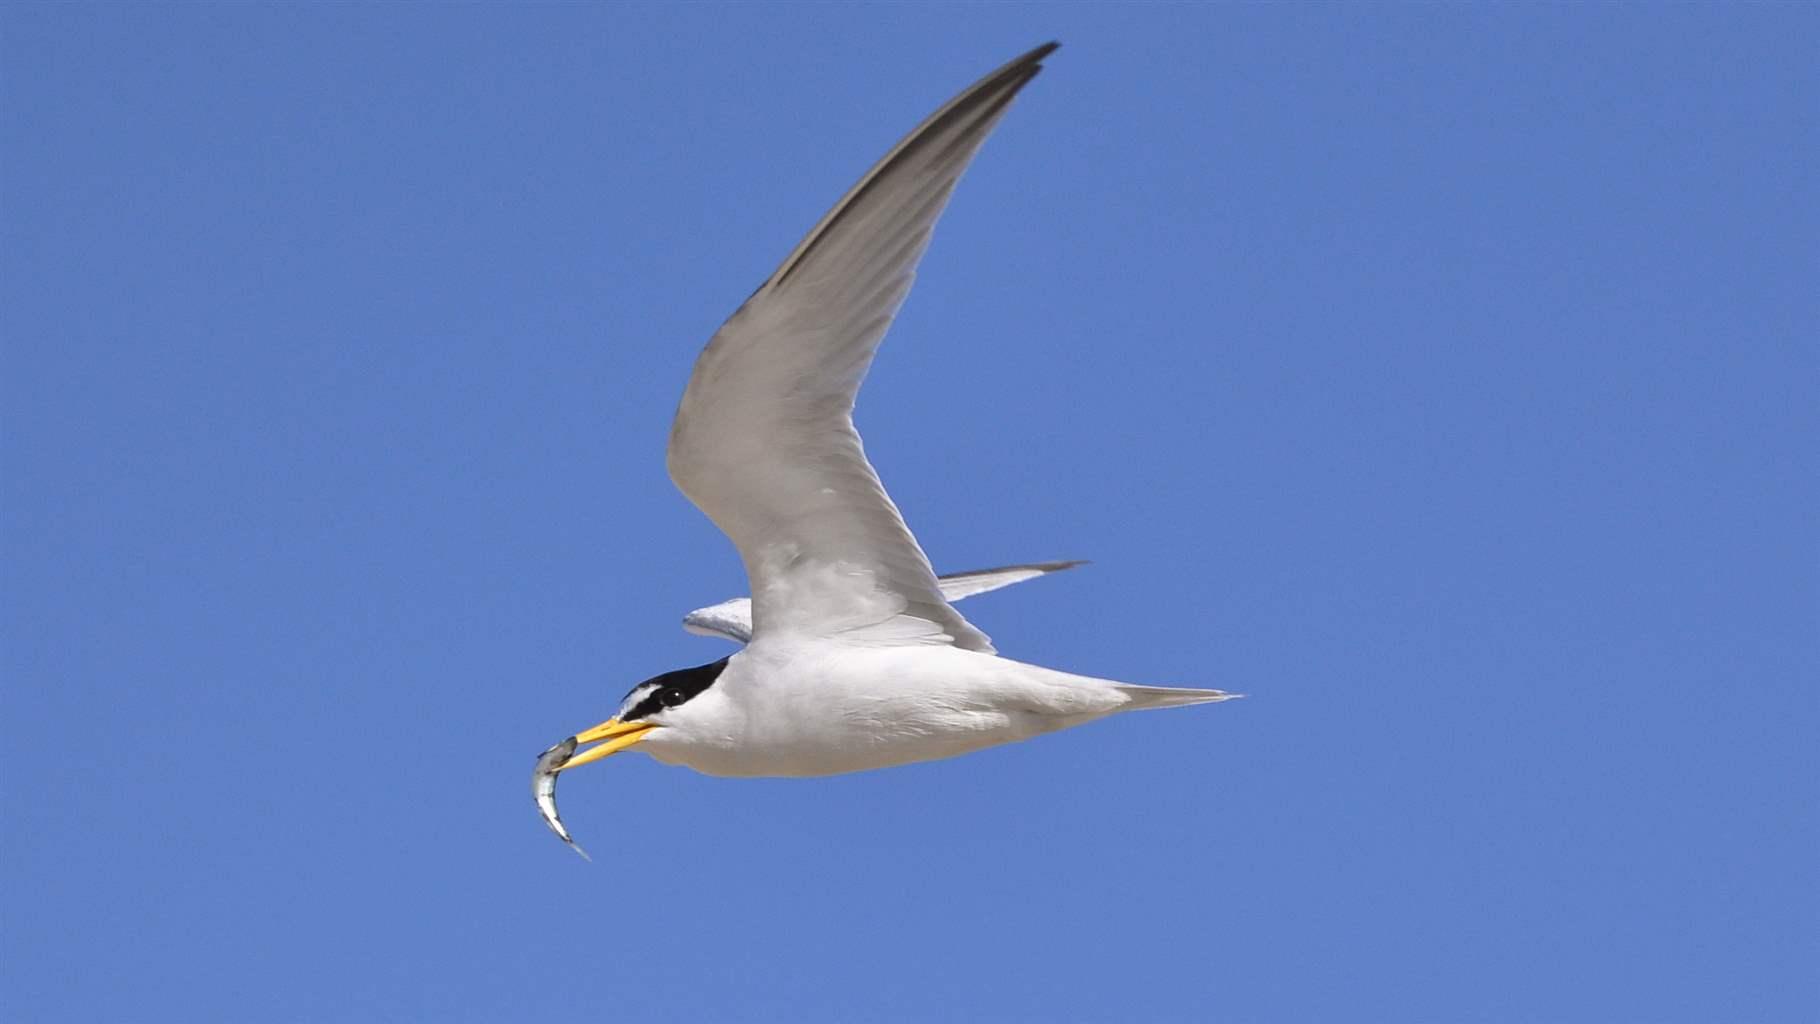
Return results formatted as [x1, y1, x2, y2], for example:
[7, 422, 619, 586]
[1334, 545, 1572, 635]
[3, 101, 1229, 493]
[662, 689, 685, 708]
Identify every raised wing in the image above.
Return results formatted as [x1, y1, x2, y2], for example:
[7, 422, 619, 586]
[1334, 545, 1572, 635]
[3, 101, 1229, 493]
[680, 597, 757, 644]
[682, 560, 1086, 644]
[667, 43, 1059, 651]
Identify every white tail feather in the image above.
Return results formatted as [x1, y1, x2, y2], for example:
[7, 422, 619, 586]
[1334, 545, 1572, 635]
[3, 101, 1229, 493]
[1116, 685, 1242, 710]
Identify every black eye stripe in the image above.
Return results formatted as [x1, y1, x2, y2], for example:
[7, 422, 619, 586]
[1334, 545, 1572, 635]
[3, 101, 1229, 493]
[620, 657, 729, 721]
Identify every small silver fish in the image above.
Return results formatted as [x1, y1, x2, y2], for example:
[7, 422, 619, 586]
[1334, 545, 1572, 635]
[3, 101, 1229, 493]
[533, 736, 590, 861]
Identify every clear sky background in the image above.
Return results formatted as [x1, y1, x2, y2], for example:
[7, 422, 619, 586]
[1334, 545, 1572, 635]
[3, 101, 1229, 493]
[3, 4, 1815, 1023]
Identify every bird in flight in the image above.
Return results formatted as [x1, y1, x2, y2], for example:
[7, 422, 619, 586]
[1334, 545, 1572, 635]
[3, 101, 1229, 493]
[536, 42, 1237, 852]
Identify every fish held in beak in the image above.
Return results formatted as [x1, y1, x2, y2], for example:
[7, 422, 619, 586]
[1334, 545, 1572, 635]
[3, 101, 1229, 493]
[532, 718, 659, 858]
[532, 737, 590, 861]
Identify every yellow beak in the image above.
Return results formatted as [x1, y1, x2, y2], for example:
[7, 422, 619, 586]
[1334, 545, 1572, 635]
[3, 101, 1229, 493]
[557, 718, 658, 772]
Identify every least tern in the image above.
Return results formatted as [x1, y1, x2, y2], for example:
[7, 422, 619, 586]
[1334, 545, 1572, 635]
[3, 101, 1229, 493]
[544, 41, 1235, 813]
[533, 561, 1086, 856]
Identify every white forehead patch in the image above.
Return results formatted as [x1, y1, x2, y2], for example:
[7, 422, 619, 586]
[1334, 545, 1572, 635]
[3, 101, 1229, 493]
[615, 683, 659, 720]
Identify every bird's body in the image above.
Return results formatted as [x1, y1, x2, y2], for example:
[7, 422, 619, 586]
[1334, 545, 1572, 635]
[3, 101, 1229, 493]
[639, 642, 1222, 778]
[537, 43, 1236, 849]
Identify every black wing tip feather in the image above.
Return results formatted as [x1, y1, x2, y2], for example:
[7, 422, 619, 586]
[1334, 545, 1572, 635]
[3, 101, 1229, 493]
[770, 42, 1061, 289]
[956, 42, 1062, 95]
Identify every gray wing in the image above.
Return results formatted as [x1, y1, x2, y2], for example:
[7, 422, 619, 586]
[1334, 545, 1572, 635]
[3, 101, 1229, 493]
[667, 43, 1059, 652]
[680, 596, 757, 643]
[931, 559, 1086, 601]
[681, 559, 1085, 644]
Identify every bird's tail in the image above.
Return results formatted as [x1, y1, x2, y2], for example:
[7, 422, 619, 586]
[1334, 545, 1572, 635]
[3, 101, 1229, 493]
[1115, 684, 1243, 710]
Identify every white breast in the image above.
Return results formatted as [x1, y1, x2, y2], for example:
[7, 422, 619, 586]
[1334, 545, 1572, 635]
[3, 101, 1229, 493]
[637, 643, 1131, 778]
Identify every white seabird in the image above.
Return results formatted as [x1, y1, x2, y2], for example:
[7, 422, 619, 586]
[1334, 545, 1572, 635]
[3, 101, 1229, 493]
[546, 41, 1236, 795]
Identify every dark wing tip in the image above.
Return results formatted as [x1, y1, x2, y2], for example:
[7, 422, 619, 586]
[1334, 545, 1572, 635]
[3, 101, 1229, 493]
[768, 41, 1063, 289]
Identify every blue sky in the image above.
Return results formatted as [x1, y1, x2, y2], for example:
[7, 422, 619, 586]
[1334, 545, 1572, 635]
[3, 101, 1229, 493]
[3, 4, 1815, 1022]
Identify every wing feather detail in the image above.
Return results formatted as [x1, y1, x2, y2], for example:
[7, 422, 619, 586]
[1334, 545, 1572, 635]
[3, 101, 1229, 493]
[680, 559, 1086, 645]
[666, 43, 1060, 651]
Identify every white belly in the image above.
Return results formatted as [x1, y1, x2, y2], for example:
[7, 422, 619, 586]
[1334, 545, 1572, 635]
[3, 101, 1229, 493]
[636, 643, 1130, 778]
[643, 713, 1042, 777]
